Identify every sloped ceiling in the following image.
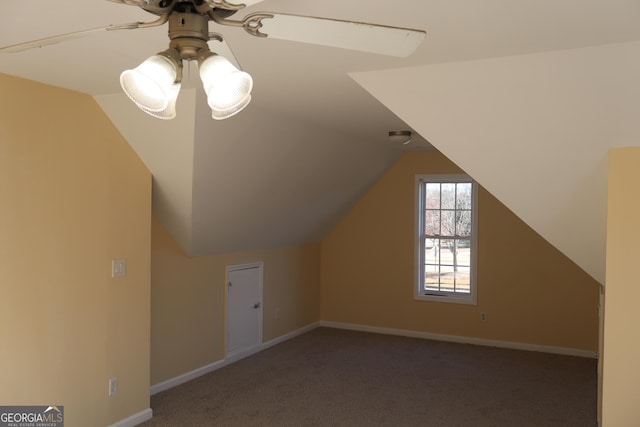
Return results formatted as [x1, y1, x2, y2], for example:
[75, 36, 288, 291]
[3, 1, 640, 279]
[353, 40, 640, 284]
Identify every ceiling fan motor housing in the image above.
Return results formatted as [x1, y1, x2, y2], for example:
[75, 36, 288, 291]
[168, 12, 210, 60]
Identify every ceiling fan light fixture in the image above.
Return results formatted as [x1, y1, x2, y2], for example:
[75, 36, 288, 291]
[389, 130, 412, 145]
[120, 53, 180, 112]
[211, 94, 252, 120]
[139, 82, 181, 120]
[3, 1, 428, 122]
[199, 53, 253, 117]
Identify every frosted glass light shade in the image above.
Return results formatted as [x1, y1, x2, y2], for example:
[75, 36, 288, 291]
[139, 82, 180, 120]
[199, 54, 252, 118]
[120, 55, 178, 112]
[211, 94, 251, 120]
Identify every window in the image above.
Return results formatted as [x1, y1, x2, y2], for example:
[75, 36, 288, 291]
[415, 174, 477, 304]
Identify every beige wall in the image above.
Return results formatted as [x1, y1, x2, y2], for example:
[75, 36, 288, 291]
[321, 151, 599, 351]
[0, 69, 608, 425]
[151, 217, 320, 385]
[602, 147, 640, 426]
[0, 73, 152, 427]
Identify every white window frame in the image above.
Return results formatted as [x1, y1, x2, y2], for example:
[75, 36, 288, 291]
[414, 174, 478, 305]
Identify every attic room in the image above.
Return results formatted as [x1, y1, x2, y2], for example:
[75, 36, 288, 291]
[2, 1, 640, 426]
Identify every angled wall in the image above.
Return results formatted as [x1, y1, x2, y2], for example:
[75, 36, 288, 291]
[95, 89, 197, 256]
[352, 40, 640, 284]
[0, 73, 152, 426]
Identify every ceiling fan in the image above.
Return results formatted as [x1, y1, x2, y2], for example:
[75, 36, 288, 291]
[0, 0, 426, 120]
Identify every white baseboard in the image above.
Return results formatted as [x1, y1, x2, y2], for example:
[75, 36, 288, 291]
[107, 408, 152, 427]
[319, 321, 597, 358]
[150, 359, 227, 396]
[262, 321, 320, 350]
[150, 321, 320, 396]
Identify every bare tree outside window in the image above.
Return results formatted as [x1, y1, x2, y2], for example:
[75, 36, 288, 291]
[423, 181, 473, 294]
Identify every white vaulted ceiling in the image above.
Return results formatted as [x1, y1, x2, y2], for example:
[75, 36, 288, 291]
[353, 40, 640, 284]
[3, 1, 640, 281]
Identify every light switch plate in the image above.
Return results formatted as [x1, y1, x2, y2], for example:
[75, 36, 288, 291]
[109, 377, 118, 396]
[112, 259, 127, 278]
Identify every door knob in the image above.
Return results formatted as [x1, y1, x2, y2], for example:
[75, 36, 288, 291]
[253, 302, 261, 309]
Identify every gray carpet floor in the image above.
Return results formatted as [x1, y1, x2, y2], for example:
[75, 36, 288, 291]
[143, 327, 597, 426]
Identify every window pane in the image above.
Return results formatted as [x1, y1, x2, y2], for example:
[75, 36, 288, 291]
[440, 239, 454, 256]
[425, 239, 439, 264]
[456, 183, 472, 209]
[441, 210, 455, 237]
[439, 263, 455, 292]
[453, 239, 470, 267]
[455, 211, 472, 237]
[441, 183, 455, 209]
[425, 264, 439, 289]
[425, 210, 440, 236]
[455, 266, 470, 292]
[425, 183, 441, 209]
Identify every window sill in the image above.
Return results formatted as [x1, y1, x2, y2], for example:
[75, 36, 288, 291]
[415, 293, 477, 305]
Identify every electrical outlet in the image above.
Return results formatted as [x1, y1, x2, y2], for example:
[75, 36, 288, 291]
[109, 377, 118, 397]
[480, 312, 488, 322]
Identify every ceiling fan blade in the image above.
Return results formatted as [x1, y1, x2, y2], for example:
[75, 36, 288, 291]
[243, 13, 426, 57]
[107, 0, 149, 6]
[237, 0, 263, 6]
[108, 0, 177, 16]
[0, 27, 118, 53]
[209, 0, 264, 9]
[0, 14, 168, 54]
